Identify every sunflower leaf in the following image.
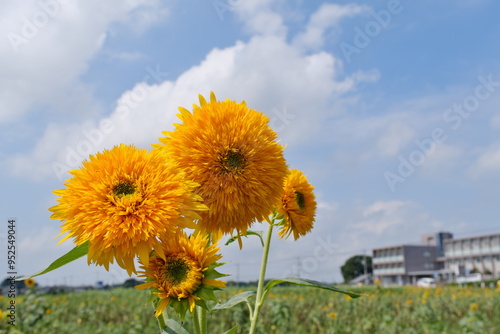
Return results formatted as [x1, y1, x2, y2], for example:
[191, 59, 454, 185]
[161, 319, 190, 334]
[171, 299, 190, 322]
[212, 291, 256, 310]
[222, 325, 238, 334]
[204, 262, 228, 280]
[16, 241, 89, 280]
[225, 231, 264, 247]
[264, 277, 362, 299]
[196, 286, 219, 303]
[194, 298, 210, 311]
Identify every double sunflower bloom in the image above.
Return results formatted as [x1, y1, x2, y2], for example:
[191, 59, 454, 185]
[49, 92, 316, 317]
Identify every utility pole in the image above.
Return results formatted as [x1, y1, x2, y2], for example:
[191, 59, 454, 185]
[363, 250, 368, 284]
[236, 263, 240, 288]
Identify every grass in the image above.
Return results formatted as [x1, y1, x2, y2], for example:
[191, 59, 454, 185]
[1, 284, 499, 333]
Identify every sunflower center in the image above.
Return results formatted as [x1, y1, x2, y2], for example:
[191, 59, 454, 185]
[295, 191, 306, 210]
[163, 255, 192, 285]
[220, 149, 246, 173]
[113, 181, 136, 197]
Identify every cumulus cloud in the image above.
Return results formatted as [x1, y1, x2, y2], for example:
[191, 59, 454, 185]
[356, 200, 409, 234]
[7, 3, 376, 181]
[293, 3, 369, 50]
[0, 0, 169, 124]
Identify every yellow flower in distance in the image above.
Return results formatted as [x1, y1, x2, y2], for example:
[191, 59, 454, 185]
[24, 278, 36, 288]
[50, 144, 206, 275]
[136, 231, 226, 318]
[155, 92, 288, 238]
[277, 169, 316, 240]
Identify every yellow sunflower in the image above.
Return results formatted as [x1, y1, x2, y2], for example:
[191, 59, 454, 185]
[24, 278, 36, 288]
[277, 169, 317, 240]
[136, 231, 226, 318]
[49, 144, 206, 275]
[154, 92, 288, 238]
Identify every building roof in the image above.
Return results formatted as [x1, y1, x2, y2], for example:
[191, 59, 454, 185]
[443, 232, 500, 243]
[373, 244, 437, 252]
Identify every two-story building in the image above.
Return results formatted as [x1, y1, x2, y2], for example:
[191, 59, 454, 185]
[372, 244, 438, 285]
[371, 231, 500, 285]
[443, 233, 500, 280]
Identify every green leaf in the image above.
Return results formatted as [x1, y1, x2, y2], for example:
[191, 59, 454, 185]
[171, 299, 190, 322]
[264, 277, 362, 299]
[212, 291, 256, 310]
[204, 262, 228, 280]
[17, 241, 89, 280]
[196, 286, 218, 303]
[161, 319, 190, 334]
[225, 231, 264, 247]
[222, 325, 238, 334]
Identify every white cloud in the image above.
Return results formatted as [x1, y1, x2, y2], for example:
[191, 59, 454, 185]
[232, 0, 287, 37]
[355, 200, 411, 235]
[420, 143, 462, 175]
[107, 51, 146, 61]
[470, 141, 500, 176]
[0, 0, 169, 124]
[293, 3, 369, 50]
[376, 121, 415, 157]
[317, 201, 339, 212]
[8, 6, 375, 181]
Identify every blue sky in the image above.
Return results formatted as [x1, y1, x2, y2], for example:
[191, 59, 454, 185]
[1, 0, 500, 286]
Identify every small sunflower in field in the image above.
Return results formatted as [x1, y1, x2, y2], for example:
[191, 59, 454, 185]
[136, 231, 226, 318]
[276, 169, 316, 240]
[155, 92, 287, 239]
[50, 144, 206, 275]
[24, 278, 36, 288]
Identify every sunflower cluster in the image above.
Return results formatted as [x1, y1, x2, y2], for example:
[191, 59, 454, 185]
[49, 92, 317, 318]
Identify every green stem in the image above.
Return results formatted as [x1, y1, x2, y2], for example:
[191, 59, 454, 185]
[199, 306, 207, 333]
[155, 303, 167, 330]
[249, 217, 275, 334]
[192, 306, 202, 334]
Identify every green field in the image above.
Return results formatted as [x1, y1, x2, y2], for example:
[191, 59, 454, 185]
[1, 285, 499, 333]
